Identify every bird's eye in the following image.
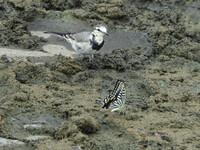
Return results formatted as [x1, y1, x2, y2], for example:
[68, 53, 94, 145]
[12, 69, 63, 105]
[97, 29, 100, 31]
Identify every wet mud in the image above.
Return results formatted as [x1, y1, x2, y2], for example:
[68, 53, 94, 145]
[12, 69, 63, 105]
[0, 0, 200, 150]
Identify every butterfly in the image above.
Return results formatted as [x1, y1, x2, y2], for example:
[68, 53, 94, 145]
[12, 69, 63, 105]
[98, 80, 126, 112]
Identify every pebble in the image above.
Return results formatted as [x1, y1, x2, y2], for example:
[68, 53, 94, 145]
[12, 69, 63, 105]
[73, 146, 82, 150]
[0, 137, 25, 147]
[25, 135, 50, 141]
[23, 124, 42, 129]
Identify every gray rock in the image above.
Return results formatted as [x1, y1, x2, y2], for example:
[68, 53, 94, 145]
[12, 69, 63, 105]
[73, 146, 82, 150]
[25, 135, 50, 141]
[23, 124, 42, 129]
[0, 137, 25, 147]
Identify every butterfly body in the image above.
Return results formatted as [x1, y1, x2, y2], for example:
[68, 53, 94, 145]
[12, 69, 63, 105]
[102, 96, 117, 109]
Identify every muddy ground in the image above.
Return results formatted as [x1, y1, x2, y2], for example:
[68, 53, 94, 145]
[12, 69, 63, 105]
[0, 0, 200, 150]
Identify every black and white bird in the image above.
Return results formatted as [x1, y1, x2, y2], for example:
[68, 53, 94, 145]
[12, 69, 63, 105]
[44, 25, 108, 61]
[97, 80, 126, 112]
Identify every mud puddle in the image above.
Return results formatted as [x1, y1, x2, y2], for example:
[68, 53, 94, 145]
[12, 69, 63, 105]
[6, 106, 63, 138]
[28, 17, 152, 56]
[1, 104, 64, 149]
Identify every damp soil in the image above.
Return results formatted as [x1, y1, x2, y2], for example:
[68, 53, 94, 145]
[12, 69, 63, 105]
[0, 0, 200, 150]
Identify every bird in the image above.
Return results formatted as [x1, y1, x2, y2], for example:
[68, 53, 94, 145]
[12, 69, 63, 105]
[97, 80, 126, 112]
[44, 25, 108, 61]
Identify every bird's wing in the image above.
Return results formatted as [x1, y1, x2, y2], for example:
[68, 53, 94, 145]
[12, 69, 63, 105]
[44, 31, 70, 37]
[44, 31, 92, 42]
[72, 31, 91, 42]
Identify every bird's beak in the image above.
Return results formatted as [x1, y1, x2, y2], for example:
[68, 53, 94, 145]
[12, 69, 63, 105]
[104, 32, 109, 36]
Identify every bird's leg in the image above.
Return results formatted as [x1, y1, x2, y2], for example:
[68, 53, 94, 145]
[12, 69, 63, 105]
[78, 54, 84, 61]
[78, 54, 82, 58]
[89, 54, 94, 62]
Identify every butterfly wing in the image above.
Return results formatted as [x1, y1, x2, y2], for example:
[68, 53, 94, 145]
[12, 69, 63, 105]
[112, 80, 122, 96]
[100, 80, 126, 112]
[110, 81, 126, 112]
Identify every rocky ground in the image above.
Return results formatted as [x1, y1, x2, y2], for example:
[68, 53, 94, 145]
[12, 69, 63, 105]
[0, 0, 200, 150]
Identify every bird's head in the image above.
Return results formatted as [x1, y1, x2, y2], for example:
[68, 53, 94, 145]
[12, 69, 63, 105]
[92, 25, 108, 37]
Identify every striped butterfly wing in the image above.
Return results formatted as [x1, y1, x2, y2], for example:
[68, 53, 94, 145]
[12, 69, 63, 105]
[112, 80, 122, 96]
[110, 81, 126, 112]
[102, 80, 123, 109]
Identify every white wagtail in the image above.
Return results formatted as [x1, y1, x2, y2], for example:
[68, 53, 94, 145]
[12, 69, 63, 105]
[44, 25, 108, 61]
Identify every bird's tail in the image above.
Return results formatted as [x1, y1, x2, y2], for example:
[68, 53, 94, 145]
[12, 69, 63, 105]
[44, 31, 66, 37]
[44, 31, 75, 43]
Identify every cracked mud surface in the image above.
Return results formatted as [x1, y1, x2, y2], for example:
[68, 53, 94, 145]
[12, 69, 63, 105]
[0, 0, 200, 150]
